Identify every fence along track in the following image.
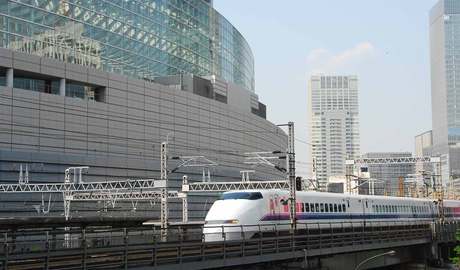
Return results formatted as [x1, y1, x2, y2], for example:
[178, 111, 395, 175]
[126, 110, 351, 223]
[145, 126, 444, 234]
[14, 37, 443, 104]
[0, 221, 455, 270]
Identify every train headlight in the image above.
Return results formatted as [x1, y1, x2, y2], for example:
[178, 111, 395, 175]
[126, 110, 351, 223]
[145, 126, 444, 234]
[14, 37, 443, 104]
[223, 219, 239, 224]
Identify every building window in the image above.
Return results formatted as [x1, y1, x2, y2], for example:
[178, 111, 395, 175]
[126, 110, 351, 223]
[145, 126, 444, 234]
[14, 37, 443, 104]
[14, 76, 60, 94]
[0, 68, 6, 86]
[66, 81, 105, 102]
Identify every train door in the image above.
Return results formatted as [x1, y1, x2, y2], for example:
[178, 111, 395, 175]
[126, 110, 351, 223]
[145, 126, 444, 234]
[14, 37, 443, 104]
[362, 199, 369, 227]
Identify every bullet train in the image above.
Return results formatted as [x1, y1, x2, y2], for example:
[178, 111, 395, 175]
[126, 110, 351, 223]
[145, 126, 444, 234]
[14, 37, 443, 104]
[203, 189, 460, 242]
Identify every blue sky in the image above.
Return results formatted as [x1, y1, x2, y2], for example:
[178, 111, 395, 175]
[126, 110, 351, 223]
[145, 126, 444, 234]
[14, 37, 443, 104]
[214, 0, 438, 176]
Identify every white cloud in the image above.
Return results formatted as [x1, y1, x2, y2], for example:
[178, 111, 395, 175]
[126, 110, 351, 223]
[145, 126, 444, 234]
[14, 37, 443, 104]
[307, 42, 376, 74]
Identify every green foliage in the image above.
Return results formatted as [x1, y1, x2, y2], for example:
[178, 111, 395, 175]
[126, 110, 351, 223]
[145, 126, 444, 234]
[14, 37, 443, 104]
[450, 231, 460, 265]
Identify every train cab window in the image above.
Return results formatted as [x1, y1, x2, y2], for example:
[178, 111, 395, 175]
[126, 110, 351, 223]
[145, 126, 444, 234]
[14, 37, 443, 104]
[320, 203, 324, 212]
[334, 204, 338, 212]
[220, 192, 263, 200]
[305, 203, 310, 212]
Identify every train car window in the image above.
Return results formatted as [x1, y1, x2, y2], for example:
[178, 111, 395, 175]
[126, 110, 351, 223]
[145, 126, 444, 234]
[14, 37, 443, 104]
[334, 204, 338, 212]
[325, 204, 329, 212]
[338, 204, 342, 212]
[220, 192, 263, 200]
[342, 204, 346, 212]
[329, 204, 333, 212]
[306, 203, 310, 212]
[301, 203, 305, 212]
[311, 203, 315, 212]
[365, 201, 368, 208]
[320, 203, 324, 212]
[315, 203, 319, 212]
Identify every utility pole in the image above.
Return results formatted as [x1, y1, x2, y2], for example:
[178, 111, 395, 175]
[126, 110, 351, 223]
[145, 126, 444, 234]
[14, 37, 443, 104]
[312, 157, 319, 191]
[160, 142, 168, 241]
[287, 122, 297, 229]
[287, 122, 296, 230]
[277, 122, 296, 229]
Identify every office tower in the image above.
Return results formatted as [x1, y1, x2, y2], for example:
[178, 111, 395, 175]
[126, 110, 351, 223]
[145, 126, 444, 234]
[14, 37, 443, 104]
[309, 75, 360, 190]
[430, 0, 460, 183]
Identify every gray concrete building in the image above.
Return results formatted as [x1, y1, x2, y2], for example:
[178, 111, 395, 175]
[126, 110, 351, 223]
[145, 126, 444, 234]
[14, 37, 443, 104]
[309, 75, 360, 190]
[0, 1, 287, 219]
[430, 0, 460, 184]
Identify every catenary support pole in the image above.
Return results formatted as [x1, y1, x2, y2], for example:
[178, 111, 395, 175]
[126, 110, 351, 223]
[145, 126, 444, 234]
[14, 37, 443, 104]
[287, 122, 296, 230]
[160, 142, 168, 241]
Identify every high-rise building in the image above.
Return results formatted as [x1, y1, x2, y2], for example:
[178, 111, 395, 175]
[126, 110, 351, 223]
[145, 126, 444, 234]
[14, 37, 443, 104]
[0, 0, 287, 219]
[309, 75, 360, 190]
[430, 0, 460, 183]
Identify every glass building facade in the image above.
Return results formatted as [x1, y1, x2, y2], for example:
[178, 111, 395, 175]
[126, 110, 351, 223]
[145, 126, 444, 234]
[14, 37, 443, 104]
[0, 0, 255, 92]
[430, 0, 460, 180]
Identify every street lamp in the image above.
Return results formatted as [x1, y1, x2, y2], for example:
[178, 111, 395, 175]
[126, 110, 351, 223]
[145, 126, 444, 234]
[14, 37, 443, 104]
[354, 250, 396, 270]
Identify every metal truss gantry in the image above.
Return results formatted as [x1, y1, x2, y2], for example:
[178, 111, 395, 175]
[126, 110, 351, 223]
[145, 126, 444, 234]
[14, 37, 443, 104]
[182, 179, 290, 192]
[0, 179, 166, 193]
[345, 156, 442, 197]
[350, 156, 440, 165]
[0, 166, 170, 220]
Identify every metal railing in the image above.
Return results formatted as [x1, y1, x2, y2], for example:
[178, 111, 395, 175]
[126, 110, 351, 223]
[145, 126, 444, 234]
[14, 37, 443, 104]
[0, 221, 450, 270]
